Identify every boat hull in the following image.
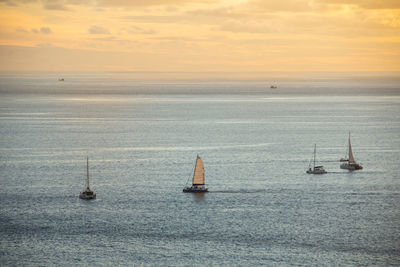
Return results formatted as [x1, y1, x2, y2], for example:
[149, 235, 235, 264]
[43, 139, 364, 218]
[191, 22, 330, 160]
[306, 166, 327, 174]
[340, 163, 363, 171]
[306, 169, 327, 174]
[79, 192, 96, 200]
[183, 187, 208, 193]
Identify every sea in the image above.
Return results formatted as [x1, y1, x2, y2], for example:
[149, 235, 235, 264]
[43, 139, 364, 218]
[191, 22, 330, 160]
[0, 72, 399, 266]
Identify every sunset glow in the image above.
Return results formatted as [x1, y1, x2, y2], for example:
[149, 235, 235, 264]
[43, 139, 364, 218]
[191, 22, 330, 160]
[0, 0, 399, 72]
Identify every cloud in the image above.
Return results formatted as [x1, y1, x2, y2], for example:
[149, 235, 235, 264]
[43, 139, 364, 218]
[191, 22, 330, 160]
[42, 0, 69, 10]
[141, 29, 157, 35]
[16, 26, 28, 33]
[0, 0, 69, 10]
[121, 15, 181, 23]
[0, 0, 217, 10]
[124, 26, 157, 35]
[318, 0, 400, 9]
[243, 0, 313, 12]
[88, 25, 110, 34]
[217, 20, 279, 34]
[0, 0, 69, 9]
[94, 0, 215, 7]
[28, 27, 52, 34]
[40, 27, 52, 34]
[187, 6, 247, 19]
[0, 0, 37, 6]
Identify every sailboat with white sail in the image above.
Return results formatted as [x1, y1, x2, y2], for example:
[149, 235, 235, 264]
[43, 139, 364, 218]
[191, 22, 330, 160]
[306, 144, 327, 174]
[183, 155, 209, 193]
[340, 133, 363, 171]
[79, 157, 96, 200]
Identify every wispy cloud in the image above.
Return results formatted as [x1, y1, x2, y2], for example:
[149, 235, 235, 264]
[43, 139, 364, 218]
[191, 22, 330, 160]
[243, 0, 313, 12]
[93, 0, 214, 7]
[120, 15, 185, 24]
[42, 0, 70, 11]
[40, 27, 52, 34]
[15, 26, 28, 33]
[0, 0, 37, 6]
[319, 0, 400, 9]
[27, 27, 52, 34]
[124, 26, 157, 35]
[88, 25, 110, 34]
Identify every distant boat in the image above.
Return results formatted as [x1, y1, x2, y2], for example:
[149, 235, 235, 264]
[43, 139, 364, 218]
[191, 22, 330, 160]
[58, 78, 64, 81]
[270, 85, 277, 89]
[306, 144, 327, 174]
[79, 157, 96, 200]
[183, 155, 209, 193]
[340, 133, 363, 171]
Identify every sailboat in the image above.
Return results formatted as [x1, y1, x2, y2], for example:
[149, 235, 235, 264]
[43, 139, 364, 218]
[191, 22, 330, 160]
[306, 144, 327, 174]
[79, 157, 96, 200]
[183, 155, 209, 193]
[340, 133, 363, 171]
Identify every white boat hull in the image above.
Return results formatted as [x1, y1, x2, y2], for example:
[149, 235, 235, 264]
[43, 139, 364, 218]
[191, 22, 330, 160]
[306, 165, 327, 174]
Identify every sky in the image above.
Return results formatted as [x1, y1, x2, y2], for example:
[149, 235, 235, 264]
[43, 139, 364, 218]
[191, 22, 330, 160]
[0, 0, 399, 73]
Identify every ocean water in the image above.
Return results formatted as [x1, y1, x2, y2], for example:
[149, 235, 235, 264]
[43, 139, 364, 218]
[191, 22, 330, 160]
[0, 73, 400, 266]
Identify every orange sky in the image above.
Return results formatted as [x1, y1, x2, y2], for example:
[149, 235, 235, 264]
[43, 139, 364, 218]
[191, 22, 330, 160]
[0, 0, 399, 73]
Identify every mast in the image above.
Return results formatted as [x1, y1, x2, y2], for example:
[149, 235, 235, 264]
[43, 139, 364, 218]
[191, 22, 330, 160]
[192, 155, 197, 184]
[86, 156, 90, 190]
[313, 144, 316, 169]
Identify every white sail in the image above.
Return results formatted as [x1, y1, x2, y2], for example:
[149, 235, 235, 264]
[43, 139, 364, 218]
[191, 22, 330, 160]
[192, 155, 205, 185]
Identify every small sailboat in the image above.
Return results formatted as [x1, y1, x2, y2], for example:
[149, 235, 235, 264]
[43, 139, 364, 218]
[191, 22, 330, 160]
[340, 133, 363, 171]
[306, 144, 327, 174]
[183, 155, 209, 193]
[79, 157, 96, 200]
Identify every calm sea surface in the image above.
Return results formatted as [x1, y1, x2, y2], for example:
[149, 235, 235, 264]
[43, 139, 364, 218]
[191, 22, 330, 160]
[1, 74, 400, 266]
